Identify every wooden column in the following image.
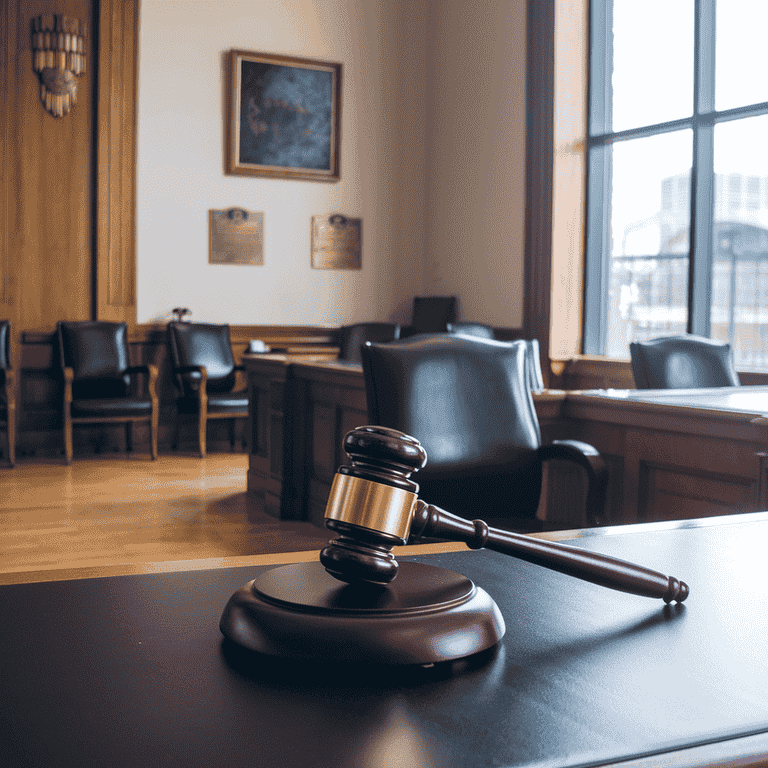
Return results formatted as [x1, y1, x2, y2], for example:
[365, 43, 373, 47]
[95, 0, 138, 324]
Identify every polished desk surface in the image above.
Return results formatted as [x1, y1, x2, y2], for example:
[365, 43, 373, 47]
[573, 385, 768, 417]
[3, 515, 768, 768]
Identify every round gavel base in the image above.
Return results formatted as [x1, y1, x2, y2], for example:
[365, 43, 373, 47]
[220, 561, 505, 665]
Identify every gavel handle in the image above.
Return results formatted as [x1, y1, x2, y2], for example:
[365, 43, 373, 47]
[409, 501, 689, 603]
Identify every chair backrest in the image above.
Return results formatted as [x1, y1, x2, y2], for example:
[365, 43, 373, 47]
[57, 321, 131, 398]
[0, 320, 10, 371]
[446, 322, 495, 340]
[337, 323, 401, 363]
[629, 334, 740, 389]
[523, 338, 545, 390]
[411, 296, 457, 333]
[361, 333, 543, 519]
[167, 322, 237, 394]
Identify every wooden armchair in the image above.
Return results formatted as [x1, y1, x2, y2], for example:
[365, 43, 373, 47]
[167, 322, 248, 457]
[57, 321, 158, 464]
[0, 320, 16, 466]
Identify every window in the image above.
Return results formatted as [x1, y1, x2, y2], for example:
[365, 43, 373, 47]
[584, 0, 768, 367]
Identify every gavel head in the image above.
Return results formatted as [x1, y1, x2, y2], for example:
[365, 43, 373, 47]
[320, 426, 427, 586]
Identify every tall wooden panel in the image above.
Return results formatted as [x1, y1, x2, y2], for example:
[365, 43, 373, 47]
[9, 0, 94, 332]
[96, 0, 138, 324]
[0, 0, 19, 327]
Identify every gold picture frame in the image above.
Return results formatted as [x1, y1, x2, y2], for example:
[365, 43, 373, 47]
[226, 50, 341, 182]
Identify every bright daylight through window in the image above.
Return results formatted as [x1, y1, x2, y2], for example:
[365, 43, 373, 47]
[584, 0, 768, 367]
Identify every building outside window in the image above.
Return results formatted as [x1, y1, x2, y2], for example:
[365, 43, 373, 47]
[583, 0, 768, 367]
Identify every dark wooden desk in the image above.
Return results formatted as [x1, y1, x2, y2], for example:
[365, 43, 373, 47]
[244, 352, 768, 527]
[243, 355, 565, 525]
[559, 386, 768, 524]
[2, 515, 768, 768]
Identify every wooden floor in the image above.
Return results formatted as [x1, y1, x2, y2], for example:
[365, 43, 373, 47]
[0, 452, 333, 576]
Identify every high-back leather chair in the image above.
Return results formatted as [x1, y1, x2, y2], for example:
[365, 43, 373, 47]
[0, 320, 16, 466]
[167, 322, 248, 457]
[446, 322, 495, 339]
[401, 296, 458, 337]
[362, 334, 607, 529]
[337, 323, 401, 363]
[57, 321, 159, 464]
[629, 334, 740, 389]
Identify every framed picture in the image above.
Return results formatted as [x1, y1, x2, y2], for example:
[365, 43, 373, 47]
[226, 50, 342, 182]
[209, 208, 264, 265]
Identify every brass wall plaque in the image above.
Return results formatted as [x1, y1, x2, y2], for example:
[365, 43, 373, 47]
[209, 208, 264, 265]
[311, 214, 361, 269]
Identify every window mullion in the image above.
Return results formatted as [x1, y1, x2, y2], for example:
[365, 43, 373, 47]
[583, 0, 612, 354]
[689, 0, 716, 336]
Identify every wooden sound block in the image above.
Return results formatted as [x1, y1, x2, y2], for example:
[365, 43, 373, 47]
[220, 561, 505, 665]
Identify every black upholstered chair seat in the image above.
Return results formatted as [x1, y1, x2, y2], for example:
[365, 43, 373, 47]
[177, 389, 249, 415]
[70, 396, 154, 419]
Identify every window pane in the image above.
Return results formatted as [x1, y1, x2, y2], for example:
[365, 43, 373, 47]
[711, 115, 768, 366]
[611, 1, 694, 132]
[605, 131, 692, 357]
[715, 0, 768, 112]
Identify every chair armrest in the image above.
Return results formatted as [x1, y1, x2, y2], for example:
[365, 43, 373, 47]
[537, 439, 608, 528]
[172, 364, 208, 394]
[125, 364, 159, 398]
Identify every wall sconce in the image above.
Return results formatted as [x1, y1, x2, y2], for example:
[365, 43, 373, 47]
[31, 14, 86, 118]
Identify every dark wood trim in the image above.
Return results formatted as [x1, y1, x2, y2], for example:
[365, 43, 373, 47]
[95, 0, 138, 323]
[524, 0, 555, 384]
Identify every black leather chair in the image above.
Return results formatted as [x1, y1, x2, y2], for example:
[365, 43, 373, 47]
[629, 334, 740, 389]
[337, 323, 401, 363]
[446, 322, 495, 339]
[362, 334, 607, 530]
[0, 320, 16, 466]
[57, 321, 159, 464]
[401, 296, 457, 337]
[167, 322, 248, 457]
[523, 338, 545, 391]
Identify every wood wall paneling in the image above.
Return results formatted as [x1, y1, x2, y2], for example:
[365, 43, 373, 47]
[96, 0, 138, 323]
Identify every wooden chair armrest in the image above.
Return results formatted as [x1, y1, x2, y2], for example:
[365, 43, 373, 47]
[125, 364, 159, 397]
[537, 439, 609, 527]
[172, 364, 208, 394]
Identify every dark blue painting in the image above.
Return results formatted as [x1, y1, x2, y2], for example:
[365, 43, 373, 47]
[228, 51, 341, 182]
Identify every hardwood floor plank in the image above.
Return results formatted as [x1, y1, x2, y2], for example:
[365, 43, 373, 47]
[0, 453, 334, 574]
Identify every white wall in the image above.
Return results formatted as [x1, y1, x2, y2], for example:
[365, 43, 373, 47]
[136, 0, 427, 326]
[136, 0, 527, 329]
[423, 0, 527, 327]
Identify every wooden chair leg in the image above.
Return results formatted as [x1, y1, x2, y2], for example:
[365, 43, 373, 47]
[229, 418, 236, 451]
[64, 415, 73, 465]
[125, 422, 133, 453]
[6, 406, 15, 468]
[198, 407, 207, 458]
[150, 410, 158, 460]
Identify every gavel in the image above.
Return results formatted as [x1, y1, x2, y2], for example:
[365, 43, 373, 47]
[320, 426, 689, 603]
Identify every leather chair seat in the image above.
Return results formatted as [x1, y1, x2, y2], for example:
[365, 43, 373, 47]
[177, 390, 249, 415]
[70, 396, 154, 419]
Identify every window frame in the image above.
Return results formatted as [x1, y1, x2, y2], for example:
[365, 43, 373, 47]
[583, 0, 768, 356]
